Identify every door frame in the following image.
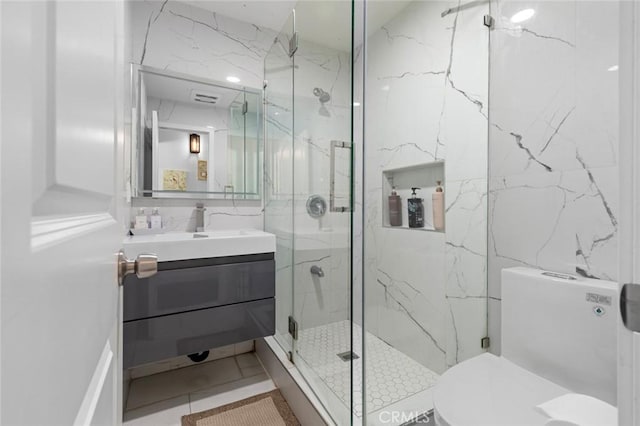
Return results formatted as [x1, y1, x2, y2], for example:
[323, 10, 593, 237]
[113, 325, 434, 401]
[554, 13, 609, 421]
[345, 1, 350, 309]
[618, 0, 640, 424]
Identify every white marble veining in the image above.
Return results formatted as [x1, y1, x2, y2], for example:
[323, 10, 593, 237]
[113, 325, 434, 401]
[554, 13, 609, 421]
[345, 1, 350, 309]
[129, 202, 264, 233]
[361, 0, 489, 382]
[130, 0, 276, 88]
[487, 0, 620, 352]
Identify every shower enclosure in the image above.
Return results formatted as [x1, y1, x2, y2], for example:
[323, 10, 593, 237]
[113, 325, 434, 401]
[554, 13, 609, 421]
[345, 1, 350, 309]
[264, 0, 489, 424]
[265, 0, 622, 424]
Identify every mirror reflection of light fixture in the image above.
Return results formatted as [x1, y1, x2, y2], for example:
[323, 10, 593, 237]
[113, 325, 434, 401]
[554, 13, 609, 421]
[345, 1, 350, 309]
[189, 133, 201, 154]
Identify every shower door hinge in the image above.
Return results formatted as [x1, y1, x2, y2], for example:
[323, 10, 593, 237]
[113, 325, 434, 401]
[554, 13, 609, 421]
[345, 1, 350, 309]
[288, 316, 298, 340]
[242, 100, 248, 115]
[289, 32, 298, 57]
[483, 15, 494, 28]
[263, 80, 268, 89]
[481, 336, 491, 349]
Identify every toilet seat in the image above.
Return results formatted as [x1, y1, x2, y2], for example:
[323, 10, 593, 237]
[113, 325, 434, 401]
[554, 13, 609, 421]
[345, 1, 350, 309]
[433, 353, 570, 426]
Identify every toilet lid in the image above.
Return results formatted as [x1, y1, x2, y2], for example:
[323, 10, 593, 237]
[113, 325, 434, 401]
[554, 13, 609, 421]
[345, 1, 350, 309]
[433, 353, 570, 426]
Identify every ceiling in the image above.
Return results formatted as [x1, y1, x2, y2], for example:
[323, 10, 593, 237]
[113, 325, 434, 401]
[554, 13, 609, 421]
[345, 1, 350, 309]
[144, 71, 244, 110]
[179, 0, 412, 52]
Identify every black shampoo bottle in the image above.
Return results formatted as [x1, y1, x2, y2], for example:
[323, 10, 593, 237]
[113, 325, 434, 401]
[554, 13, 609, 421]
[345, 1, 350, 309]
[408, 187, 424, 228]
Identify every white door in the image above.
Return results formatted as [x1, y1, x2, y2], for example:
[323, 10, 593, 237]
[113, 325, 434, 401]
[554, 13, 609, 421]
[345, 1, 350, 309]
[1, 1, 128, 425]
[619, 1, 640, 424]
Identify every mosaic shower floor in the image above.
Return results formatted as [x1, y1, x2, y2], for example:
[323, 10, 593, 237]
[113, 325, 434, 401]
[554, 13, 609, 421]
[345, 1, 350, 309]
[296, 320, 439, 419]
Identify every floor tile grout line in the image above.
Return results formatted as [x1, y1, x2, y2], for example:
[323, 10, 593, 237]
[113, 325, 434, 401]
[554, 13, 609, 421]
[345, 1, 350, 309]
[127, 371, 249, 412]
[127, 359, 274, 414]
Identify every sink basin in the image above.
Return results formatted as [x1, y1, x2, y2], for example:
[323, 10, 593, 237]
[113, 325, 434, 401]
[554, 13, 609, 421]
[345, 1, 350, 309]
[123, 229, 276, 261]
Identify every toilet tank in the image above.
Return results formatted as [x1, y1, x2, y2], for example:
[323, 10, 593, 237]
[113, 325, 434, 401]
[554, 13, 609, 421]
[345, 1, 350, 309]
[501, 267, 618, 405]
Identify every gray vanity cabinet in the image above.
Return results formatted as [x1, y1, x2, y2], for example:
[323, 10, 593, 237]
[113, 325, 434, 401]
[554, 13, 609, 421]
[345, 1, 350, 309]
[123, 253, 275, 369]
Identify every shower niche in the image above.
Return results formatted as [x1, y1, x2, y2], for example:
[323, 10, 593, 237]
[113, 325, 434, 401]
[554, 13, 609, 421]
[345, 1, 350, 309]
[382, 161, 445, 232]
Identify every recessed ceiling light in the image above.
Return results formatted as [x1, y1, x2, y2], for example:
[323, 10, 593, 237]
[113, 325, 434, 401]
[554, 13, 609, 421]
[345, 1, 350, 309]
[274, 112, 280, 115]
[206, 125, 214, 129]
[607, 65, 619, 72]
[510, 8, 535, 23]
[353, 102, 361, 107]
[226, 76, 240, 83]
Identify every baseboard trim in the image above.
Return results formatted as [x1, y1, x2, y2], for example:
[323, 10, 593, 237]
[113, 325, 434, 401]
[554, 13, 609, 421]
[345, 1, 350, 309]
[255, 337, 335, 426]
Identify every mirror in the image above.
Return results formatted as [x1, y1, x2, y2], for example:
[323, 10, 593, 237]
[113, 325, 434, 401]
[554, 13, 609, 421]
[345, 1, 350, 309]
[131, 66, 262, 200]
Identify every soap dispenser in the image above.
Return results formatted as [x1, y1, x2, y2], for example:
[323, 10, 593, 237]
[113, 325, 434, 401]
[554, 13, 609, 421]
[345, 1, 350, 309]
[150, 208, 162, 230]
[432, 181, 444, 231]
[388, 186, 402, 226]
[408, 187, 424, 228]
[134, 208, 149, 230]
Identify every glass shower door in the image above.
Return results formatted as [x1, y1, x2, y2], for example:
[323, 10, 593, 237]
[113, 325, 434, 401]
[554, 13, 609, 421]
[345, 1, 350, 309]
[265, 4, 355, 423]
[264, 12, 295, 354]
[289, 2, 355, 425]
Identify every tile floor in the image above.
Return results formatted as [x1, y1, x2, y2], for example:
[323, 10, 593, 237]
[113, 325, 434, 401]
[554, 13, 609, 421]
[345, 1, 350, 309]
[124, 352, 276, 426]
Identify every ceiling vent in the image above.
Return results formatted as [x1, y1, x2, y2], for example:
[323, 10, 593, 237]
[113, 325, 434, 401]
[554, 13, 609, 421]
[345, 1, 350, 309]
[190, 89, 221, 105]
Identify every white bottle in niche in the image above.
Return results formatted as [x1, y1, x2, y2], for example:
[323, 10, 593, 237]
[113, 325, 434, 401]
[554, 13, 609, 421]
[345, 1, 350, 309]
[432, 181, 444, 231]
[150, 208, 162, 230]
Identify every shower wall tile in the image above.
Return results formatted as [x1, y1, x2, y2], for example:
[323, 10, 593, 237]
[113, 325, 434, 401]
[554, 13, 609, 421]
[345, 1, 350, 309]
[128, 0, 272, 230]
[363, 0, 489, 374]
[374, 229, 448, 374]
[444, 178, 488, 364]
[488, 167, 619, 296]
[445, 296, 487, 367]
[487, 0, 620, 352]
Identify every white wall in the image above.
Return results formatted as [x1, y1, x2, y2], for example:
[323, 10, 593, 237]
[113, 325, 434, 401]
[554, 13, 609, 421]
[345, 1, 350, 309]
[148, 97, 231, 193]
[487, 0, 620, 354]
[128, 0, 274, 230]
[156, 129, 211, 192]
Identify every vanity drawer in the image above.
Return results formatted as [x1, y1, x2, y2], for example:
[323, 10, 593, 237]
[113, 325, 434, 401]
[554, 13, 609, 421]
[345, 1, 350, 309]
[124, 258, 275, 322]
[123, 298, 275, 369]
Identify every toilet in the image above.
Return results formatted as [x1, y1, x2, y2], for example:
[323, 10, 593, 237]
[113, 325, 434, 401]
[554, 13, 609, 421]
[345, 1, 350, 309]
[433, 267, 618, 426]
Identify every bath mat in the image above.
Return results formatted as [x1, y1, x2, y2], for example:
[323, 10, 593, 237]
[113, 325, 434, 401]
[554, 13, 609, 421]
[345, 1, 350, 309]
[181, 390, 300, 426]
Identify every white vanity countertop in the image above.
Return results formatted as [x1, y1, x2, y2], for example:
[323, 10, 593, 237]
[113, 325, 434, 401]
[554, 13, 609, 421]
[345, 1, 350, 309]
[123, 229, 276, 262]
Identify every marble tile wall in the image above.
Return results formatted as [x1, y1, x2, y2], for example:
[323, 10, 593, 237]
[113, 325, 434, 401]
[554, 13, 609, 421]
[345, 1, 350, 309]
[128, 0, 275, 229]
[487, 0, 620, 354]
[362, 0, 489, 375]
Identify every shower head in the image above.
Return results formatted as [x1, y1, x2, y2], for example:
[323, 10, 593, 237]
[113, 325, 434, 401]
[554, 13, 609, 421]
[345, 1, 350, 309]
[313, 87, 331, 103]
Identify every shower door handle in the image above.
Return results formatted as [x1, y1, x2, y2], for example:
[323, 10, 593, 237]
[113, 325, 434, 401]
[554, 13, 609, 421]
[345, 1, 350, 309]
[330, 140, 352, 213]
[621, 283, 640, 332]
